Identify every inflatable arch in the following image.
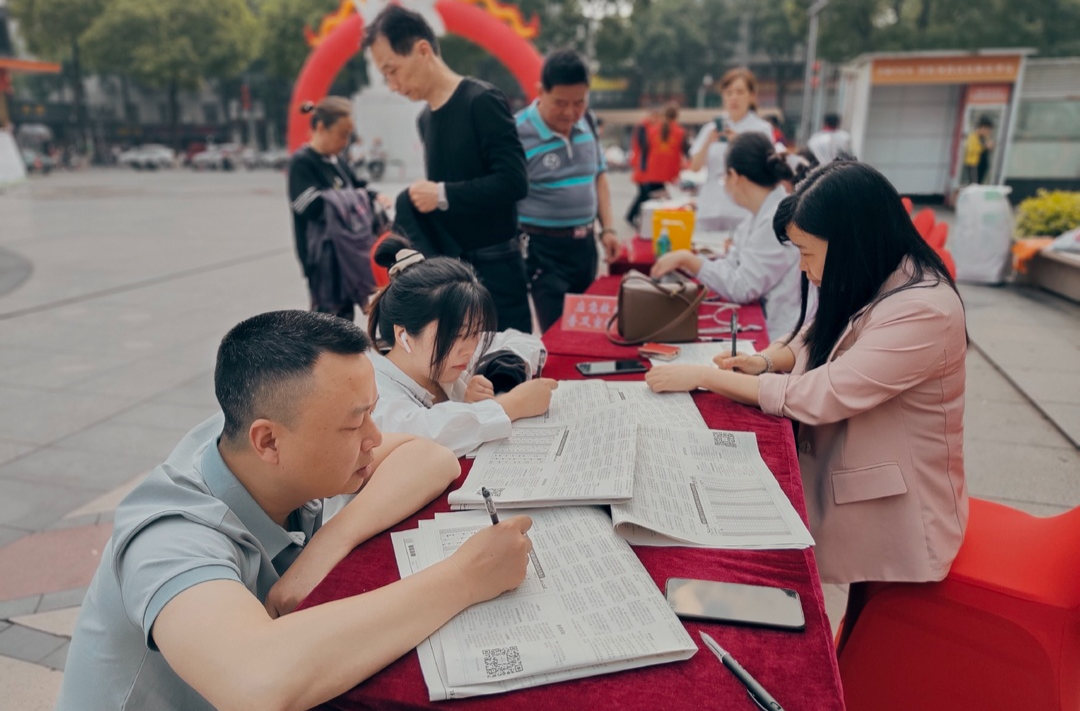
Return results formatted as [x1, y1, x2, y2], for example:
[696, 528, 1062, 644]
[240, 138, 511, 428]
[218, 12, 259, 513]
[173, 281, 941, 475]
[287, 0, 544, 152]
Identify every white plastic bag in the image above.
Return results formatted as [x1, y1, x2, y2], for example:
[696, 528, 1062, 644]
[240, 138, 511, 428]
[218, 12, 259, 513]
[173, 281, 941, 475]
[952, 185, 1015, 284]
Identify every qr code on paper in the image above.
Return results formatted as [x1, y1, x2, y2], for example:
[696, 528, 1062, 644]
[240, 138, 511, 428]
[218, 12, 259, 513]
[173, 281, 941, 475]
[712, 431, 737, 447]
[483, 646, 524, 678]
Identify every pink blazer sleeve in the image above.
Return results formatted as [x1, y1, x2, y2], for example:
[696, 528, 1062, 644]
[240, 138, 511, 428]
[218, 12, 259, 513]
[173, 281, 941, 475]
[758, 293, 959, 426]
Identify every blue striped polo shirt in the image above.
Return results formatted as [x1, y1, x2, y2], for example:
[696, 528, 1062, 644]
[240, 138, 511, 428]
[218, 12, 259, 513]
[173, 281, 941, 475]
[515, 101, 607, 229]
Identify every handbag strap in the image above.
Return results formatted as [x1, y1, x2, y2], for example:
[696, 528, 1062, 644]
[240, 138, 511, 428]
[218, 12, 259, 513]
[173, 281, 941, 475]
[605, 274, 708, 346]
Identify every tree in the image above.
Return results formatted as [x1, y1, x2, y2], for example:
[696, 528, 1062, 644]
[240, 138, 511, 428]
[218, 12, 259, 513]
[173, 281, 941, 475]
[81, 0, 257, 146]
[9, 0, 107, 151]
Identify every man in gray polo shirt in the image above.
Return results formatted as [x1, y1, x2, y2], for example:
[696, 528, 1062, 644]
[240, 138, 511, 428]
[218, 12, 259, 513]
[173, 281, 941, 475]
[56, 311, 534, 711]
[517, 49, 620, 332]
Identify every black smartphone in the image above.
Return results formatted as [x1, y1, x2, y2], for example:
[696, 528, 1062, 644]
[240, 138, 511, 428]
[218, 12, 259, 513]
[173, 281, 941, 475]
[575, 359, 649, 377]
[665, 578, 805, 631]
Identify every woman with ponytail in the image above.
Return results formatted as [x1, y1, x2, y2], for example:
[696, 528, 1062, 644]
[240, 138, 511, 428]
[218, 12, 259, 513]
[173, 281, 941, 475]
[287, 97, 389, 320]
[647, 162, 968, 614]
[651, 132, 805, 338]
[367, 236, 557, 456]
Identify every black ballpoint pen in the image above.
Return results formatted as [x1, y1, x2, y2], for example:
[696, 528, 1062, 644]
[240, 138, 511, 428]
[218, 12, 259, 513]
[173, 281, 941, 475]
[700, 632, 784, 711]
[481, 486, 499, 525]
[730, 312, 738, 358]
[482, 487, 543, 580]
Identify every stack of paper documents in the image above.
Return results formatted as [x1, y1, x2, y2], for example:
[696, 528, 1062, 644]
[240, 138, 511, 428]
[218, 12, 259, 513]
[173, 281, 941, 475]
[449, 405, 638, 509]
[451, 413, 814, 550]
[612, 427, 814, 549]
[392, 507, 698, 700]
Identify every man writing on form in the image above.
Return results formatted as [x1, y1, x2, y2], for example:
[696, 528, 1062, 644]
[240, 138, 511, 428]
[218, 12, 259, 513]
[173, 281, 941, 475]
[56, 310, 533, 711]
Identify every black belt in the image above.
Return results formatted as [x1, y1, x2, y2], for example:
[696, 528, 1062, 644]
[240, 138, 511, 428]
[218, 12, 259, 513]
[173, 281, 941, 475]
[522, 223, 595, 239]
[462, 235, 522, 263]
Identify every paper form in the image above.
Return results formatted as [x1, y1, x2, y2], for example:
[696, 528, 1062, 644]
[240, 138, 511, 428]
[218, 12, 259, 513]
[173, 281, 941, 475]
[449, 405, 637, 509]
[515, 380, 706, 430]
[391, 507, 697, 700]
[648, 341, 757, 369]
[611, 427, 814, 549]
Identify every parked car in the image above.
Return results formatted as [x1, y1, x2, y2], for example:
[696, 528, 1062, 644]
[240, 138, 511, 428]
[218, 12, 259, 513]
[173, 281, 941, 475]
[119, 144, 177, 170]
[21, 148, 56, 174]
[190, 143, 242, 171]
[259, 148, 290, 170]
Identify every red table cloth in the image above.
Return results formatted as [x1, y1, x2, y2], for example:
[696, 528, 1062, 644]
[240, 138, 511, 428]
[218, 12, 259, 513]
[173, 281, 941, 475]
[301, 302, 844, 711]
[609, 236, 657, 275]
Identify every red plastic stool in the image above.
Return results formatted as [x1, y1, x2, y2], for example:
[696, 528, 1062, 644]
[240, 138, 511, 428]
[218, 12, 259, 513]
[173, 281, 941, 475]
[838, 498, 1080, 711]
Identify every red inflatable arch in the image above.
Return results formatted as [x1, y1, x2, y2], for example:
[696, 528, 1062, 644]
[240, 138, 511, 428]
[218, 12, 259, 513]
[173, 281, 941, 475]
[287, 0, 544, 152]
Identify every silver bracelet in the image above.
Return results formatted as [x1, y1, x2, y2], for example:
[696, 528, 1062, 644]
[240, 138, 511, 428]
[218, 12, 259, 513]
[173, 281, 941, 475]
[757, 353, 774, 373]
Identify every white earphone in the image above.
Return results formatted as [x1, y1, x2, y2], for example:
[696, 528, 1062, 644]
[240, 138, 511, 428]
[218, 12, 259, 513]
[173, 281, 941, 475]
[399, 332, 412, 354]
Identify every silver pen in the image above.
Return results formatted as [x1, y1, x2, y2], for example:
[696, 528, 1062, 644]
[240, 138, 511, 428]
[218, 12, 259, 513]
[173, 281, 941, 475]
[700, 632, 785, 711]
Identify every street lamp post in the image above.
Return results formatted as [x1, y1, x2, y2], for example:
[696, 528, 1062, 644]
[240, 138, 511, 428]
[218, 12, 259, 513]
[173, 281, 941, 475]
[697, 74, 713, 110]
[798, 0, 829, 145]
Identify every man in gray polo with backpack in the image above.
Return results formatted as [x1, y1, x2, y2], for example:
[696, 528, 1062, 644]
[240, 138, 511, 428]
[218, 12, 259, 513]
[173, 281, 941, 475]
[517, 49, 620, 332]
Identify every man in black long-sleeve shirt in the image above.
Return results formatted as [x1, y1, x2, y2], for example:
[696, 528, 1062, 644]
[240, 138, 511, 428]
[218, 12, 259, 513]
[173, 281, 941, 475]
[364, 5, 532, 332]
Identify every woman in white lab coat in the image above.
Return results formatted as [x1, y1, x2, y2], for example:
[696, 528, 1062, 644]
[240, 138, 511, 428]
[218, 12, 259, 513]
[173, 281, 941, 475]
[651, 133, 806, 339]
[689, 67, 775, 234]
[367, 236, 557, 457]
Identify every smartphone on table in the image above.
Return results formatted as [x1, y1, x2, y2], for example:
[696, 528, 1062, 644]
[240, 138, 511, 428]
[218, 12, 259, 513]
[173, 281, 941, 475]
[665, 578, 805, 631]
[575, 359, 649, 377]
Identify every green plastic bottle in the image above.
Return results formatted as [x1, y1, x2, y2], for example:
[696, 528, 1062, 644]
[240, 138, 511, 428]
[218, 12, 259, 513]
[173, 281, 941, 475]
[656, 226, 672, 256]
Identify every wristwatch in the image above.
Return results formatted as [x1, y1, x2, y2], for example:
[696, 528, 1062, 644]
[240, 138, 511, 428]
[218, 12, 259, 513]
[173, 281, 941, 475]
[437, 182, 449, 211]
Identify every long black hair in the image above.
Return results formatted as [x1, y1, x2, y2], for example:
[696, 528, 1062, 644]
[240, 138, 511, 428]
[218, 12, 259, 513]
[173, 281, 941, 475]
[368, 235, 496, 377]
[774, 161, 960, 370]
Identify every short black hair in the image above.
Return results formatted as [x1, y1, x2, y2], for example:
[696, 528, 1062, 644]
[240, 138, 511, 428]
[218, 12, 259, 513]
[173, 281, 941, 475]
[361, 5, 439, 56]
[823, 113, 841, 130]
[215, 311, 371, 443]
[541, 48, 589, 91]
[977, 114, 994, 129]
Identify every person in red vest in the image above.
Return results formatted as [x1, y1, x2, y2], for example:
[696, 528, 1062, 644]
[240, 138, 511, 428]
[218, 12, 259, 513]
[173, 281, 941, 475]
[626, 106, 660, 228]
[626, 103, 686, 230]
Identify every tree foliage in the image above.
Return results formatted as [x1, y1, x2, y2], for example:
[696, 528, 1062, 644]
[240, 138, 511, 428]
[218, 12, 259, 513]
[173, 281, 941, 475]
[81, 0, 257, 91]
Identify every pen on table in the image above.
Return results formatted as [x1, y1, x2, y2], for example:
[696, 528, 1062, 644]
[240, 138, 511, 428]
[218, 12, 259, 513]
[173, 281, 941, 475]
[700, 632, 784, 711]
[730, 312, 738, 358]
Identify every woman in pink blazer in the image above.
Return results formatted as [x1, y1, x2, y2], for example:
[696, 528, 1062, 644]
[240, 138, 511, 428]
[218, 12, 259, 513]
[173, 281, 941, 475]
[647, 161, 967, 594]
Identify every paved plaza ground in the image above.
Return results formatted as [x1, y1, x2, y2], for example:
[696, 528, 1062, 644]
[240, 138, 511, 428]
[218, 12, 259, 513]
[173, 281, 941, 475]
[0, 168, 1077, 708]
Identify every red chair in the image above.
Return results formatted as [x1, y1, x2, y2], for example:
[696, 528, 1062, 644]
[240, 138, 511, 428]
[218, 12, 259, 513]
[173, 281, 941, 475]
[912, 208, 935, 241]
[838, 499, 1080, 711]
[926, 222, 949, 250]
[901, 196, 914, 214]
[369, 230, 393, 289]
[935, 247, 957, 280]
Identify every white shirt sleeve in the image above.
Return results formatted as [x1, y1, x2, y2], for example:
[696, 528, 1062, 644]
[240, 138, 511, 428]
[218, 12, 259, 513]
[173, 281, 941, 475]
[373, 396, 512, 458]
[690, 122, 718, 158]
[696, 211, 797, 304]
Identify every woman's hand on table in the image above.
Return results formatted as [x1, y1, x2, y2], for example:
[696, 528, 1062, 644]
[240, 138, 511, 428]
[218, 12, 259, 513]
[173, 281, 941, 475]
[715, 353, 767, 375]
[496, 378, 558, 420]
[645, 365, 714, 393]
[463, 374, 496, 402]
[450, 516, 534, 605]
[650, 250, 703, 279]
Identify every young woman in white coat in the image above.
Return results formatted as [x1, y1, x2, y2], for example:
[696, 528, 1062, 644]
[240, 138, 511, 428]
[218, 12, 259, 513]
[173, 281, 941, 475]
[367, 236, 557, 457]
[689, 67, 775, 233]
[651, 132, 805, 339]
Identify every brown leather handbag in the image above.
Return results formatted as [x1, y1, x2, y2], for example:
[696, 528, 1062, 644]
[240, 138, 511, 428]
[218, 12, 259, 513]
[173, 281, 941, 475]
[606, 270, 707, 345]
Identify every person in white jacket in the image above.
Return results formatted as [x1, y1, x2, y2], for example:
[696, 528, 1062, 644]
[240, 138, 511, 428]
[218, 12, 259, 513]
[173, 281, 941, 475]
[367, 236, 557, 457]
[651, 133, 809, 340]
